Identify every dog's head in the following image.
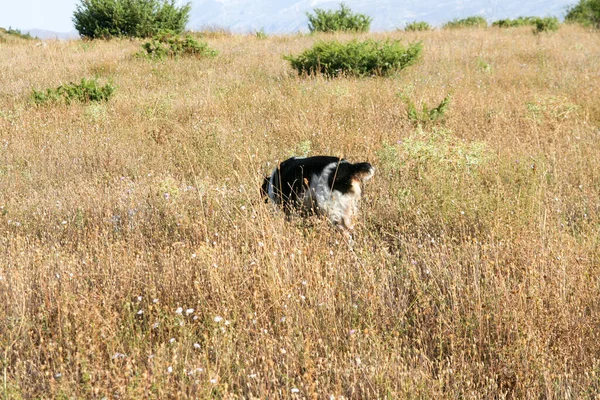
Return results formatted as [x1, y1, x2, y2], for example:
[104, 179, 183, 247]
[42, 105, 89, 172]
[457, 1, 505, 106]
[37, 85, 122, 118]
[328, 161, 374, 194]
[325, 161, 374, 230]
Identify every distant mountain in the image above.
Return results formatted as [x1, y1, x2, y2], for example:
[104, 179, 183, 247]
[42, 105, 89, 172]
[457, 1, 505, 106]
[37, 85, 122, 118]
[188, 0, 574, 34]
[19, 0, 575, 39]
[27, 29, 79, 40]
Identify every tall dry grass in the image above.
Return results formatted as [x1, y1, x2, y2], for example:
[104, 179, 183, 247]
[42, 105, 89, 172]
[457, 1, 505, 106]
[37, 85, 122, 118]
[1, 25, 600, 398]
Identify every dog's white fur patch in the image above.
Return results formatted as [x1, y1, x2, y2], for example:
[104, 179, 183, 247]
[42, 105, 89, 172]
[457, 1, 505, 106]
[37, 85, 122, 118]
[306, 162, 362, 230]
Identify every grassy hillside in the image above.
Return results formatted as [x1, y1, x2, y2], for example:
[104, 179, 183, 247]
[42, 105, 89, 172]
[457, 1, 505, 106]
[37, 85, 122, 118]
[1, 26, 600, 398]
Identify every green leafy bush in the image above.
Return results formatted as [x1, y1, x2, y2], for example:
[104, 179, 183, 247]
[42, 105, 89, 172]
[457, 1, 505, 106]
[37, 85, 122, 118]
[443, 16, 488, 29]
[138, 31, 217, 59]
[32, 78, 115, 105]
[565, 0, 600, 28]
[73, 0, 191, 39]
[306, 2, 372, 33]
[492, 16, 538, 27]
[285, 39, 422, 77]
[534, 17, 560, 33]
[404, 21, 431, 31]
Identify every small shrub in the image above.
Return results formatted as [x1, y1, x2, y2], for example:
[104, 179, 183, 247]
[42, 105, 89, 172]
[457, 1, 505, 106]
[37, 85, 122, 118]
[285, 39, 422, 77]
[73, 0, 191, 39]
[492, 16, 538, 28]
[443, 16, 488, 29]
[477, 57, 492, 73]
[306, 2, 372, 33]
[32, 78, 115, 105]
[534, 17, 560, 33]
[139, 31, 218, 59]
[565, 0, 600, 28]
[404, 21, 431, 32]
[401, 94, 452, 126]
[255, 28, 267, 39]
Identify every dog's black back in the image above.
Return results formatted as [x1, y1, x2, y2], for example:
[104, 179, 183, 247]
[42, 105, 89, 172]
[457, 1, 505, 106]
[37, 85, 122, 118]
[262, 156, 374, 220]
[267, 156, 339, 209]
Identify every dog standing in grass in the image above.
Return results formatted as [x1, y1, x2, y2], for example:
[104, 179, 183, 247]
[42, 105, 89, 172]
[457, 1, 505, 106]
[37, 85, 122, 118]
[261, 156, 374, 231]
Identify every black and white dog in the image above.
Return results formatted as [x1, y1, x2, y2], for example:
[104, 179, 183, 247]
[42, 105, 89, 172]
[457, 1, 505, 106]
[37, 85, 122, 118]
[261, 156, 374, 230]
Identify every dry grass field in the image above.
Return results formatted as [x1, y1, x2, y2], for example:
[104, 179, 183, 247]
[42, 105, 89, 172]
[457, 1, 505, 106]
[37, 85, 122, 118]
[1, 24, 600, 398]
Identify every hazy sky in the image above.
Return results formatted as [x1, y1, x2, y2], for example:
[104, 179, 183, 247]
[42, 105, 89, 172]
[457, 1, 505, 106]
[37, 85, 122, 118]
[0, 0, 574, 33]
[0, 0, 77, 32]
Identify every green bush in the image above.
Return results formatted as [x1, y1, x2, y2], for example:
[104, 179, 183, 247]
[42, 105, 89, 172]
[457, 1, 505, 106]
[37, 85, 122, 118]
[73, 0, 191, 39]
[285, 39, 422, 77]
[492, 16, 538, 27]
[138, 31, 217, 59]
[404, 21, 431, 31]
[32, 78, 115, 105]
[534, 17, 560, 33]
[565, 0, 600, 28]
[443, 16, 488, 29]
[306, 2, 372, 33]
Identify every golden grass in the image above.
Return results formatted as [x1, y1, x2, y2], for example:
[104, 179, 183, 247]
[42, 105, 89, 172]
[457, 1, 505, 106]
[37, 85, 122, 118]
[1, 25, 600, 398]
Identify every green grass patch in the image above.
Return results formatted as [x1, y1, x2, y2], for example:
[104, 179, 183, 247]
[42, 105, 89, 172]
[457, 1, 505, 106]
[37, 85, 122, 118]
[285, 39, 422, 77]
[376, 127, 497, 238]
[32, 78, 115, 105]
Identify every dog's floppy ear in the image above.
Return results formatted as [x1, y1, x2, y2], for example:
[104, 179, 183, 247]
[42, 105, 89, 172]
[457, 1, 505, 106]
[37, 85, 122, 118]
[350, 162, 375, 182]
